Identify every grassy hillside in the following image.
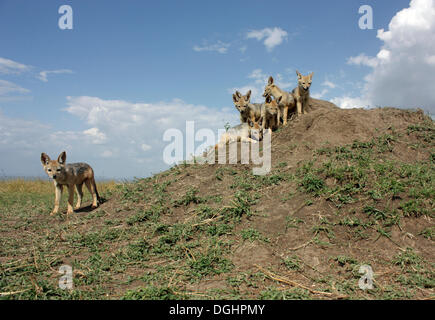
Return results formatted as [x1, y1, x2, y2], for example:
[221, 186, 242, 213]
[0, 99, 433, 300]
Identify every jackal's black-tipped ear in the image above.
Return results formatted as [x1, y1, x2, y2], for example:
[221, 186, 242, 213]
[268, 76, 274, 85]
[58, 151, 66, 165]
[309, 72, 314, 79]
[233, 93, 239, 103]
[296, 70, 302, 79]
[41, 153, 50, 166]
[235, 91, 242, 98]
[245, 90, 252, 101]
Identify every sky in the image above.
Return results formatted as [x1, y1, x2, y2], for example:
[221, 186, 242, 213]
[0, 0, 434, 179]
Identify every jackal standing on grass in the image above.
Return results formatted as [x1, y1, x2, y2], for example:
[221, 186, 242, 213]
[41, 151, 100, 215]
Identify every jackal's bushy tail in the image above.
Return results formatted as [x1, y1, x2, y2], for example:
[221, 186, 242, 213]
[92, 178, 102, 203]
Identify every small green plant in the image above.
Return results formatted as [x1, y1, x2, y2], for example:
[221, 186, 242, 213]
[418, 226, 434, 240]
[300, 173, 325, 195]
[241, 228, 269, 242]
[174, 187, 204, 207]
[283, 255, 302, 271]
[225, 191, 258, 219]
[126, 209, 152, 225]
[333, 255, 358, 267]
[187, 244, 233, 279]
[399, 199, 429, 217]
[285, 216, 304, 230]
[392, 248, 422, 269]
[363, 205, 387, 220]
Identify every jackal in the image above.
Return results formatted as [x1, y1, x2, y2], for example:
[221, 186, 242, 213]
[216, 118, 263, 149]
[41, 151, 100, 215]
[233, 90, 263, 124]
[262, 95, 281, 131]
[263, 76, 295, 125]
[292, 70, 313, 115]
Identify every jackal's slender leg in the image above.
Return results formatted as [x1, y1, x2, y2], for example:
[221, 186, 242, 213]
[85, 178, 98, 208]
[51, 183, 63, 215]
[75, 183, 83, 210]
[296, 98, 302, 115]
[67, 185, 74, 214]
[283, 106, 289, 125]
[91, 178, 99, 208]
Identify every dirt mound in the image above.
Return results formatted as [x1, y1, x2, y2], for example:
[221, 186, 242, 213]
[110, 100, 434, 299]
[271, 99, 430, 163]
[97, 100, 432, 299]
[3, 100, 432, 300]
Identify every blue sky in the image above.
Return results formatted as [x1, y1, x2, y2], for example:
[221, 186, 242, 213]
[1, 0, 434, 179]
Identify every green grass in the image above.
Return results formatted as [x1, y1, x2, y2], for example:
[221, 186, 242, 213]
[241, 228, 269, 243]
[1, 116, 433, 300]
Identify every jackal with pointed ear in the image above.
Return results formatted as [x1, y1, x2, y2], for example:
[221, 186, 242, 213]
[41, 151, 100, 215]
[233, 90, 263, 124]
[262, 95, 281, 132]
[215, 118, 263, 149]
[292, 70, 313, 115]
[263, 76, 295, 125]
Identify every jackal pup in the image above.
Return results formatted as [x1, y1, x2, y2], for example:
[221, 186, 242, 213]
[292, 70, 314, 115]
[233, 90, 263, 124]
[217, 118, 263, 148]
[263, 77, 295, 125]
[262, 95, 281, 132]
[41, 151, 100, 215]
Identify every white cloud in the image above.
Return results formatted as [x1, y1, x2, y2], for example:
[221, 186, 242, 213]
[425, 55, 435, 65]
[347, 53, 379, 68]
[343, 0, 435, 113]
[322, 80, 337, 89]
[101, 150, 114, 158]
[0, 57, 31, 74]
[141, 143, 151, 151]
[330, 96, 370, 109]
[0, 112, 48, 149]
[229, 68, 297, 103]
[0, 79, 30, 96]
[0, 96, 239, 178]
[311, 89, 329, 100]
[312, 80, 339, 99]
[193, 41, 230, 54]
[248, 69, 268, 81]
[0, 56, 72, 83]
[246, 27, 288, 51]
[60, 96, 237, 177]
[83, 127, 107, 144]
[229, 69, 268, 103]
[0, 112, 77, 177]
[239, 45, 247, 54]
[0, 79, 31, 102]
[37, 69, 74, 82]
